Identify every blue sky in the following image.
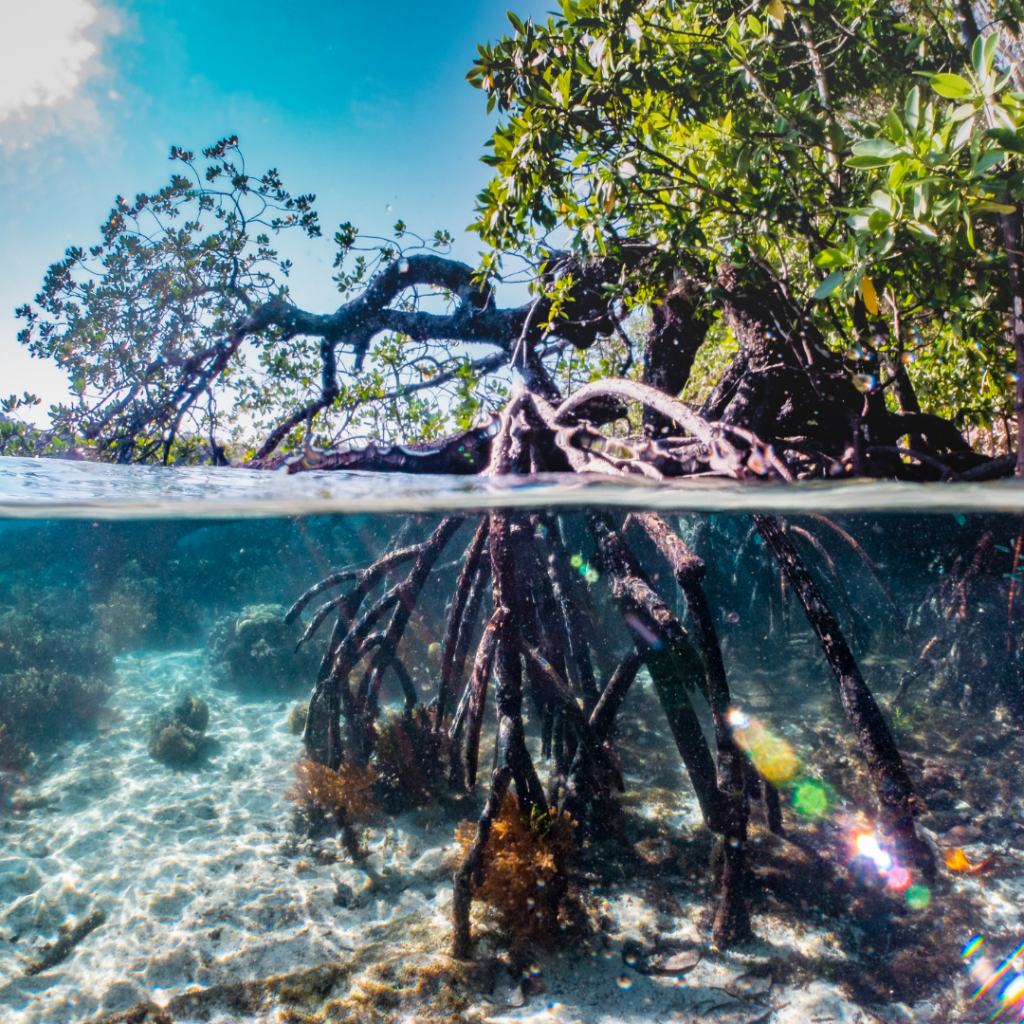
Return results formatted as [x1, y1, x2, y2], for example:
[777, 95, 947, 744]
[0, 0, 537, 417]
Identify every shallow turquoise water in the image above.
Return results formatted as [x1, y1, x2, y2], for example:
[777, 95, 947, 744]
[0, 459, 1022, 1023]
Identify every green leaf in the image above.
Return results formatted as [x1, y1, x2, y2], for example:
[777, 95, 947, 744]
[971, 200, 1017, 213]
[994, 104, 1017, 131]
[812, 248, 848, 269]
[906, 220, 938, 240]
[851, 139, 902, 158]
[953, 115, 975, 151]
[983, 32, 1000, 78]
[972, 35, 988, 80]
[930, 74, 974, 100]
[867, 209, 892, 231]
[871, 190, 893, 214]
[885, 110, 905, 143]
[813, 271, 844, 299]
[905, 86, 920, 133]
[975, 149, 1008, 174]
[847, 139, 902, 168]
[848, 155, 900, 169]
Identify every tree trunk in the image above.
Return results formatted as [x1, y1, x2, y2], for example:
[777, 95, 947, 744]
[641, 280, 710, 437]
[1000, 208, 1024, 476]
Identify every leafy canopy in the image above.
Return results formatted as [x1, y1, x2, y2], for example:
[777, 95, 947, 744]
[468, 0, 1024, 441]
[15, 139, 499, 461]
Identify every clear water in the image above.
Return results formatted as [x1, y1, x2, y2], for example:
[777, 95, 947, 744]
[0, 457, 1022, 1024]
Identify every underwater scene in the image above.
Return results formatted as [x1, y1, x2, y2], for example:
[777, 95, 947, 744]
[1, 467, 1024, 1024]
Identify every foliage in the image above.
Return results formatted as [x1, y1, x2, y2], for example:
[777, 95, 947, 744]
[14, 140, 508, 460]
[15, 137, 320, 462]
[0, 393, 55, 457]
[454, 792, 578, 948]
[468, 0, 1022, 438]
[13, 1, 1024, 457]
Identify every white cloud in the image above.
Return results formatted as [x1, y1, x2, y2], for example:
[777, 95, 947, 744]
[0, 0, 105, 122]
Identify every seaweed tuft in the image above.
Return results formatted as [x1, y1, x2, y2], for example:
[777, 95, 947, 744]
[372, 706, 453, 812]
[288, 758, 379, 824]
[288, 757, 379, 858]
[455, 792, 579, 950]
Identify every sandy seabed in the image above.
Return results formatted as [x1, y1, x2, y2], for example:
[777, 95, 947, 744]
[0, 650, 1020, 1024]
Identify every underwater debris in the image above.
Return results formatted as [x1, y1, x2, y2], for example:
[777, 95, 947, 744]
[373, 706, 454, 811]
[147, 693, 211, 767]
[454, 792, 579, 950]
[208, 603, 316, 691]
[24, 908, 105, 976]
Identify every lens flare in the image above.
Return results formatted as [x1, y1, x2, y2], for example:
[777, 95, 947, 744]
[728, 707, 800, 785]
[905, 885, 931, 909]
[791, 778, 834, 819]
[853, 831, 924, 897]
[962, 937, 1024, 1005]
[886, 866, 911, 891]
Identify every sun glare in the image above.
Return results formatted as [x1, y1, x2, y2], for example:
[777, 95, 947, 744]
[0, 0, 100, 121]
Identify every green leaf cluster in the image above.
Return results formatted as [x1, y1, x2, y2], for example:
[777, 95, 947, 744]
[469, 0, 1021, 441]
